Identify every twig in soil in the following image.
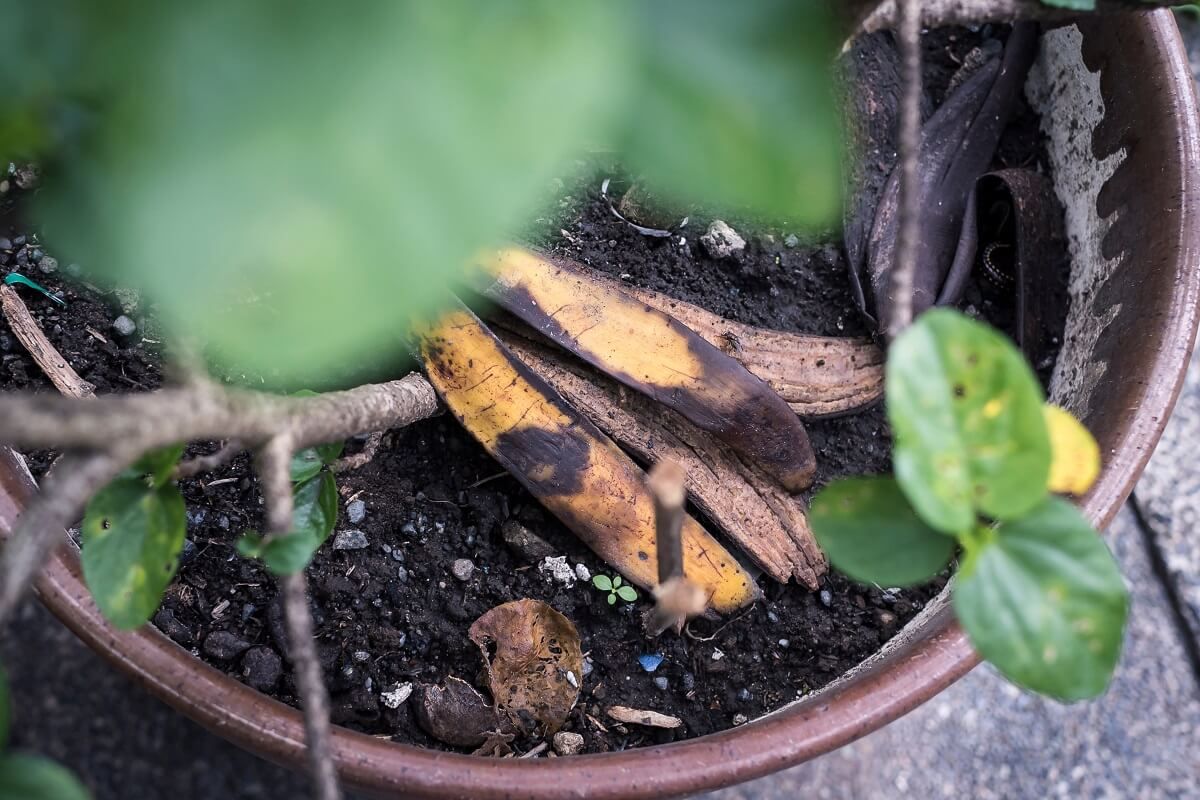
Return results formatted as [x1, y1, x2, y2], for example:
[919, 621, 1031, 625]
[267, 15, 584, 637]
[519, 742, 549, 759]
[886, 0, 923, 339]
[331, 430, 384, 473]
[174, 439, 245, 480]
[258, 436, 341, 800]
[0, 284, 95, 398]
[467, 471, 512, 490]
[683, 607, 756, 643]
[643, 460, 707, 637]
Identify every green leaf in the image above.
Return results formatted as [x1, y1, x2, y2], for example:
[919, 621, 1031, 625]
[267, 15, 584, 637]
[288, 449, 325, 484]
[126, 443, 185, 488]
[612, 575, 622, 588]
[810, 477, 957, 587]
[616, 585, 638, 603]
[619, 0, 841, 225]
[954, 498, 1128, 701]
[81, 478, 186, 629]
[37, 1, 628, 387]
[887, 310, 1051, 534]
[241, 472, 338, 575]
[607, 593, 616, 606]
[0, 754, 90, 800]
[591, 574, 613, 592]
[0, 664, 9, 751]
[1038, 0, 1094, 8]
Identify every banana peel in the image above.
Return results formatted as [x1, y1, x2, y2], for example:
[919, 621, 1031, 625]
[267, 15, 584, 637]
[470, 247, 817, 492]
[414, 304, 760, 613]
[501, 329, 826, 589]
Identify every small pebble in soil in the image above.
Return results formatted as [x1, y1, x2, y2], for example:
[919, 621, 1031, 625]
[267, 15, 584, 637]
[346, 499, 367, 524]
[732, 713, 748, 727]
[380, 682, 413, 709]
[581, 657, 594, 677]
[700, 220, 746, 259]
[353, 650, 371, 662]
[654, 677, 670, 691]
[451, 558, 475, 582]
[783, 233, 800, 248]
[203, 630, 251, 661]
[241, 647, 282, 692]
[767, 610, 780, 624]
[566, 670, 579, 689]
[711, 649, 725, 661]
[333, 529, 369, 550]
[737, 688, 752, 702]
[396, 566, 409, 582]
[391, 549, 405, 563]
[38, 256, 57, 274]
[778, 639, 790, 649]
[574, 563, 591, 583]
[553, 731, 585, 757]
[819, 589, 833, 608]
[538, 555, 576, 587]
[638, 654, 664, 673]
[111, 315, 137, 337]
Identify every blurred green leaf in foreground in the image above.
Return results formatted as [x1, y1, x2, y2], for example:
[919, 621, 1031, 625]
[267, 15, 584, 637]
[0, 0, 840, 386]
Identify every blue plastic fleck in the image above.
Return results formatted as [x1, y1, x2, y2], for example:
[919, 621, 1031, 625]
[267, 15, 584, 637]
[638, 653, 664, 673]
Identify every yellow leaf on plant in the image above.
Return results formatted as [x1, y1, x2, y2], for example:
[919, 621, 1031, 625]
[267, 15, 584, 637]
[1044, 405, 1100, 495]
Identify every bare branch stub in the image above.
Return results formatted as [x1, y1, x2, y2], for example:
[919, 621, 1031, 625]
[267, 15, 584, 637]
[644, 460, 707, 637]
[0, 284, 96, 399]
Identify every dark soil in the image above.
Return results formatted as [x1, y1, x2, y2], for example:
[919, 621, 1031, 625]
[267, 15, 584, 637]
[0, 26, 1065, 757]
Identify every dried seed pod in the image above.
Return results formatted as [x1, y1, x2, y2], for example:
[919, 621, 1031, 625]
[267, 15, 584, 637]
[471, 246, 816, 492]
[414, 304, 760, 613]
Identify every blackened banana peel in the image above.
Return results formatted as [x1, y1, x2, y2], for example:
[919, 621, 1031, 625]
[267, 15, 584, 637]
[472, 247, 817, 492]
[414, 305, 761, 613]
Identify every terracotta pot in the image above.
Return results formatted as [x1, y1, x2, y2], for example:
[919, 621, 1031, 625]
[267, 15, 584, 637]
[1, 11, 1198, 800]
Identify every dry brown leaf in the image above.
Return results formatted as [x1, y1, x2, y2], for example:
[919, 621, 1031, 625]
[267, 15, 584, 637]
[469, 599, 583, 735]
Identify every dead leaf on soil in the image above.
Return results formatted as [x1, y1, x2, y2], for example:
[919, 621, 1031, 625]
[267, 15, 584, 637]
[469, 599, 583, 735]
[606, 705, 683, 729]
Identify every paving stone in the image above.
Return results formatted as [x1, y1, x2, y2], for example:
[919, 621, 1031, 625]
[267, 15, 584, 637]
[1133, 345, 1200, 650]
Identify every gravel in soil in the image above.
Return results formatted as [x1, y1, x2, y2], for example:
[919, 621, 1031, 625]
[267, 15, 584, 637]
[0, 26, 1065, 757]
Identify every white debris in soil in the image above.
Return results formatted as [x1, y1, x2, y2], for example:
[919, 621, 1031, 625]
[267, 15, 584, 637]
[451, 558, 475, 582]
[574, 563, 591, 583]
[538, 555, 576, 587]
[700, 220, 745, 259]
[711, 648, 725, 661]
[380, 682, 413, 709]
[553, 731, 585, 756]
[111, 315, 137, 336]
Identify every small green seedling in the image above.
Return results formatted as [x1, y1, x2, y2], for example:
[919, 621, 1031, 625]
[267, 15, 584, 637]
[592, 574, 638, 605]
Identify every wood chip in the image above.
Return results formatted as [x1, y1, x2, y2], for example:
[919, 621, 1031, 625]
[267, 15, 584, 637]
[0, 284, 95, 399]
[606, 706, 682, 729]
[500, 331, 826, 588]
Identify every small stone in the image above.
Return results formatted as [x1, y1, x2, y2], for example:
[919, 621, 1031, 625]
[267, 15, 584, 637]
[783, 233, 800, 248]
[711, 648, 725, 661]
[700, 220, 746, 259]
[380, 682, 413, 709]
[552, 731, 585, 757]
[732, 713, 748, 726]
[37, 256, 58, 274]
[819, 589, 833, 608]
[566, 670, 579, 689]
[203, 630, 251, 661]
[737, 688, 752, 702]
[218, 514, 231, 530]
[346, 499, 366, 524]
[0, 238, 10, 251]
[353, 650, 371, 662]
[241, 647, 283, 692]
[153, 607, 194, 646]
[111, 315, 137, 337]
[654, 676, 670, 691]
[638, 653, 664, 673]
[391, 549, 406, 563]
[396, 566, 409, 582]
[538, 555, 576, 587]
[502, 519, 557, 563]
[767, 610, 780, 624]
[778, 638, 790, 649]
[581, 657, 594, 677]
[574, 563, 591, 582]
[333, 529, 369, 550]
[451, 558, 475, 581]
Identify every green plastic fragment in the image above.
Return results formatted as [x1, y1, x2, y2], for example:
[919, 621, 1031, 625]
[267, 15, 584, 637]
[4, 272, 66, 306]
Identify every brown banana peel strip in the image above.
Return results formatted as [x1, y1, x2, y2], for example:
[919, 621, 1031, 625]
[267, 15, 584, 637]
[611, 279, 884, 419]
[472, 247, 816, 492]
[414, 305, 760, 613]
[500, 329, 826, 589]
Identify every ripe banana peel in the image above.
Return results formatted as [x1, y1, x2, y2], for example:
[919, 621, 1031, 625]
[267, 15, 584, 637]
[414, 305, 761, 613]
[470, 247, 817, 492]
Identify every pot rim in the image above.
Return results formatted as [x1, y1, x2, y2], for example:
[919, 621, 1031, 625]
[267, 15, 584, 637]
[2, 10, 1198, 800]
